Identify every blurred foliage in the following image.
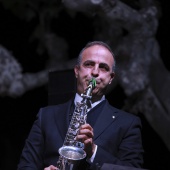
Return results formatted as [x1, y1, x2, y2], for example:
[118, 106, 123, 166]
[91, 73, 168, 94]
[1, 0, 63, 21]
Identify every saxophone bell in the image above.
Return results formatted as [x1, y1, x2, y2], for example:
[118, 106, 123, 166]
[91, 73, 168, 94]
[58, 145, 86, 163]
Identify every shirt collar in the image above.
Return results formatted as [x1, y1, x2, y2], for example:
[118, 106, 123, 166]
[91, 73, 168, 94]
[74, 93, 105, 109]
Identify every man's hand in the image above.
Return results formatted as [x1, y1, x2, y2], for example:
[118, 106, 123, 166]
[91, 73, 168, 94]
[44, 165, 58, 170]
[76, 124, 96, 158]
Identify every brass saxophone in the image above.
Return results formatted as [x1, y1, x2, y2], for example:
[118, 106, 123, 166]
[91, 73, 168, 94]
[57, 78, 96, 170]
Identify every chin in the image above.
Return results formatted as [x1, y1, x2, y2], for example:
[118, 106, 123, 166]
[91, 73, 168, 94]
[92, 90, 100, 96]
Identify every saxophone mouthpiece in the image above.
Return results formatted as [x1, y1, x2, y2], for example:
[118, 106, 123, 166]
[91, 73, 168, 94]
[89, 77, 96, 89]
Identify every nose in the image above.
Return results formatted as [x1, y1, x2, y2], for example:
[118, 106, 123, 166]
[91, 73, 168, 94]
[91, 66, 99, 77]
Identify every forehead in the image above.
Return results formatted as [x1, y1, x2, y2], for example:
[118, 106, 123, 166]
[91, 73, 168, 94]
[81, 45, 114, 64]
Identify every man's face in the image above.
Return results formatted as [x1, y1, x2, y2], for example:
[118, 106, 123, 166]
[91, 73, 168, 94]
[74, 45, 115, 99]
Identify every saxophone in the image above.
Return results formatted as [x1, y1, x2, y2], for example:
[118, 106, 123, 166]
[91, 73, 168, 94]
[57, 78, 96, 170]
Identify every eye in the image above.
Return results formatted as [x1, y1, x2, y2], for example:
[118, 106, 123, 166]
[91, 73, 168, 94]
[83, 61, 94, 68]
[99, 63, 110, 71]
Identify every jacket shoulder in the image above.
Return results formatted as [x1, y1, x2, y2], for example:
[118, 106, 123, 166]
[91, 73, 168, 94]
[106, 100, 141, 122]
[38, 99, 73, 116]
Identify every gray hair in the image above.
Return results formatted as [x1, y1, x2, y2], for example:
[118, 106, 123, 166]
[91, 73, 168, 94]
[77, 41, 116, 71]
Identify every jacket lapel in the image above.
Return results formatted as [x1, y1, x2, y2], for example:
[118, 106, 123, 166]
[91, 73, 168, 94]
[93, 100, 118, 140]
[55, 99, 73, 141]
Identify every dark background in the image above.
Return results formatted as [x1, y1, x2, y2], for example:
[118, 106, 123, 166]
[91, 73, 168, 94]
[0, 1, 170, 170]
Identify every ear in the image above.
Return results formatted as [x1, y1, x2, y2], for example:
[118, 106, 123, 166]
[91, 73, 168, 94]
[74, 65, 79, 78]
[109, 72, 115, 84]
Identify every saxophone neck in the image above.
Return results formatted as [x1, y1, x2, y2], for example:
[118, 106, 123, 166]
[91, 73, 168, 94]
[81, 78, 96, 101]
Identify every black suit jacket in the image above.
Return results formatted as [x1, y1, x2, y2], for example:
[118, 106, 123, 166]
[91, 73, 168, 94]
[17, 99, 143, 170]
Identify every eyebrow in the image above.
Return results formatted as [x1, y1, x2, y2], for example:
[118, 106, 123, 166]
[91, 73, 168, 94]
[83, 60, 110, 71]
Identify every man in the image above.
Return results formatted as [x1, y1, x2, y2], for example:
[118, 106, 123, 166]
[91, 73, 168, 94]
[18, 41, 143, 170]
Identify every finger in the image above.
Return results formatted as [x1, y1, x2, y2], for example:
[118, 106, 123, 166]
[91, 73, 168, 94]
[76, 132, 93, 143]
[44, 165, 58, 170]
[84, 138, 93, 146]
[84, 138, 94, 157]
[80, 124, 93, 130]
[79, 129, 94, 138]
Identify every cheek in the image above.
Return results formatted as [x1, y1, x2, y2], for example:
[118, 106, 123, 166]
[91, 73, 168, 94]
[101, 74, 112, 83]
[79, 68, 91, 77]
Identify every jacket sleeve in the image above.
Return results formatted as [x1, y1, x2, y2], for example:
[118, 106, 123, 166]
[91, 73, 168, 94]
[17, 109, 44, 170]
[93, 116, 144, 168]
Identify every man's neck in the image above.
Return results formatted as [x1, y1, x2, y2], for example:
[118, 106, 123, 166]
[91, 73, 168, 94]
[91, 95, 103, 103]
[76, 92, 105, 103]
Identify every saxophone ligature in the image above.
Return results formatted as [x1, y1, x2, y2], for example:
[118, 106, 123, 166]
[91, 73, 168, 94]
[57, 77, 96, 170]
